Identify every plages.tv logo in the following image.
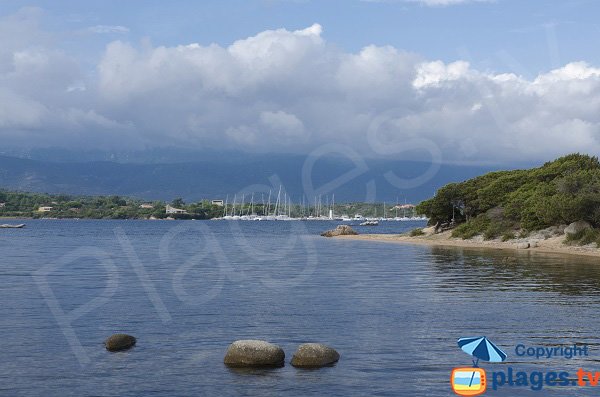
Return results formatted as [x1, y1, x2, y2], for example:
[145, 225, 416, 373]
[451, 336, 507, 396]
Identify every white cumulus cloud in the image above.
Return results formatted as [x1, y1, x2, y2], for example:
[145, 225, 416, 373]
[0, 9, 599, 163]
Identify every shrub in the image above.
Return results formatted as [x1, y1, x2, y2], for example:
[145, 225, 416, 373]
[501, 231, 516, 242]
[410, 228, 425, 237]
[565, 228, 600, 246]
[483, 222, 505, 240]
[452, 215, 490, 239]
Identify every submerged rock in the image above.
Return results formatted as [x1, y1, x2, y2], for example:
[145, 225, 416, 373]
[564, 221, 592, 236]
[321, 225, 358, 237]
[291, 343, 340, 368]
[224, 340, 285, 368]
[105, 334, 136, 352]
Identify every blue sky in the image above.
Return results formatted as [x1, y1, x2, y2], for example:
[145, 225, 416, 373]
[0, 0, 599, 163]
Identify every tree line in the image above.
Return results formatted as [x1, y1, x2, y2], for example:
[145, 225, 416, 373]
[416, 153, 600, 242]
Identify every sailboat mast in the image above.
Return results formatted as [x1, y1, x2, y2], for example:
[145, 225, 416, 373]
[275, 186, 282, 216]
[318, 195, 321, 217]
[267, 190, 272, 216]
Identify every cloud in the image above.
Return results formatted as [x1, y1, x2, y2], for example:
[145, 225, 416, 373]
[87, 25, 130, 34]
[0, 10, 599, 164]
[260, 110, 306, 141]
[362, 0, 493, 6]
[408, 0, 492, 5]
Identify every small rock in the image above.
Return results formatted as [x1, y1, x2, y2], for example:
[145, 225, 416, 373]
[321, 225, 358, 237]
[105, 334, 136, 352]
[291, 343, 340, 368]
[529, 240, 539, 248]
[516, 242, 530, 249]
[564, 221, 592, 236]
[224, 340, 285, 368]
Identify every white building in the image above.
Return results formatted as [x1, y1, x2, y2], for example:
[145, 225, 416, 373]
[165, 204, 187, 215]
[211, 200, 224, 207]
[38, 206, 54, 212]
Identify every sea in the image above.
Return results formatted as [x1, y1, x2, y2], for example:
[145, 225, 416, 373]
[1, 219, 599, 396]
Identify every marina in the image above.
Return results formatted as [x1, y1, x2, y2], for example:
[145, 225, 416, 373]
[214, 188, 427, 222]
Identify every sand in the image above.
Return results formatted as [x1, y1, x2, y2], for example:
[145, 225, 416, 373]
[333, 229, 600, 259]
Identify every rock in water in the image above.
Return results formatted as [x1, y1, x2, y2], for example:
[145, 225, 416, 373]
[224, 340, 285, 368]
[290, 343, 340, 368]
[564, 221, 592, 236]
[321, 225, 358, 237]
[105, 334, 136, 352]
[516, 242, 530, 249]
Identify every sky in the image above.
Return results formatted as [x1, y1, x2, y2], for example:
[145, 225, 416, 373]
[1, 0, 600, 164]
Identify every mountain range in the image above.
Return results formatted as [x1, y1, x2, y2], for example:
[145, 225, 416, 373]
[0, 150, 531, 203]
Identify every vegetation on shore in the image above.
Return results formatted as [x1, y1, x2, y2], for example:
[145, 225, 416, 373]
[416, 154, 600, 246]
[0, 191, 224, 219]
[409, 228, 425, 237]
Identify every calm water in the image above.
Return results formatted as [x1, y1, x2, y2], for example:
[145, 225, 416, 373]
[1, 220, 600, 396]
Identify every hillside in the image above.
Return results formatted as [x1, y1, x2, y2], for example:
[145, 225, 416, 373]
[416, 154, 600, 245]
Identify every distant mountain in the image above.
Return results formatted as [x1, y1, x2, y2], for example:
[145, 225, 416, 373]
[0, 153, 529, 203]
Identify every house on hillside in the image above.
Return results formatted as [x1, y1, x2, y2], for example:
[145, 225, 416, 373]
[165, 204, 187, 215]
[211, 200, 224, 207]
[393, 204, 416, 210]
[37, 206, 54, 212]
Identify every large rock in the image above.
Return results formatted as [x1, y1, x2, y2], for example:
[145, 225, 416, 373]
[321, 225, 358, 237]
[224, 340, 285, 368]
[529, 240, 539, 248]
[564, 221, 592, 236]
[105, 334, 136, 352]
[290, 343, 340, 368]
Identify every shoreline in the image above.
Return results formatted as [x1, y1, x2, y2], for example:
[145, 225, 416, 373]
[333, 231, 600, 259]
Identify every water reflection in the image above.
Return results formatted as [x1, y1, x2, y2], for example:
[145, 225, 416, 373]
[429, 247, 600, 297]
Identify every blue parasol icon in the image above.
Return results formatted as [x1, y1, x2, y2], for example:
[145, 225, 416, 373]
[458, 336, 507, 387]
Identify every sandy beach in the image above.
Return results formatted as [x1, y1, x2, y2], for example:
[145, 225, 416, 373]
[333, 230, 600, 259]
